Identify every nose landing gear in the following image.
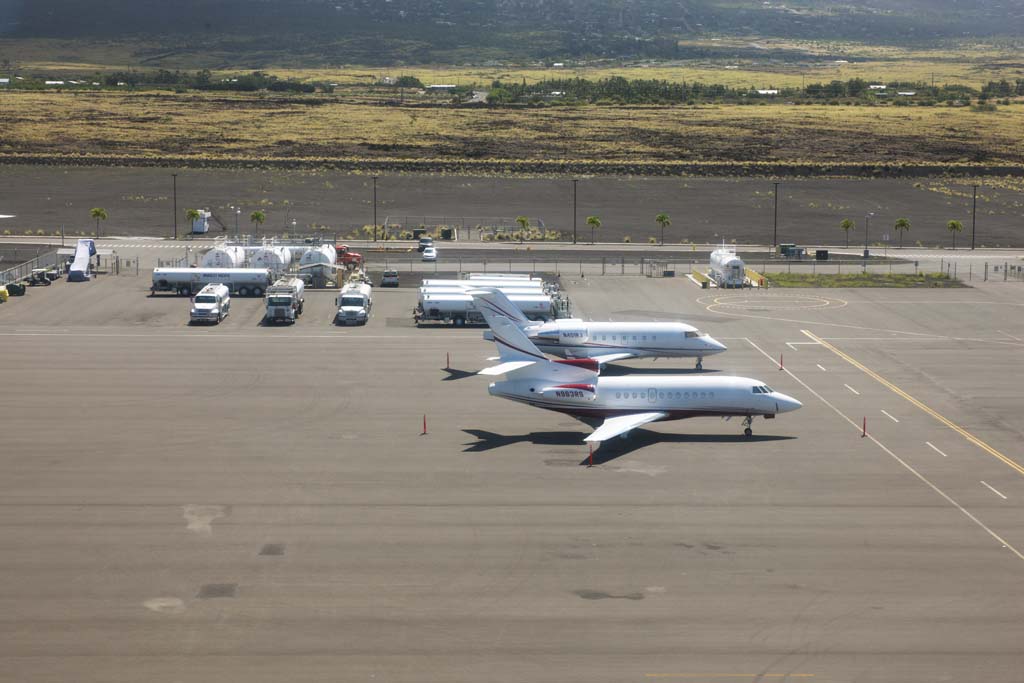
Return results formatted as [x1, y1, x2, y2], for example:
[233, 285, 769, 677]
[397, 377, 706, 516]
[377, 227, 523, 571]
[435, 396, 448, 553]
[742, 415, 753, 437]
[696, 357, 704, 371]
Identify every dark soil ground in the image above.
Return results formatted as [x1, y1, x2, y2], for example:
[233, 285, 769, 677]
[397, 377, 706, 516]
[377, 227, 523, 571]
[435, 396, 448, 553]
[2, 166, 1022, 247]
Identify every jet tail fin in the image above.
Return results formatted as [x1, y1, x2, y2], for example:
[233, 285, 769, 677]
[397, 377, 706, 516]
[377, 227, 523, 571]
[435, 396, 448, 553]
[469, 288, 531, 329]
[483, 317, 596, 382]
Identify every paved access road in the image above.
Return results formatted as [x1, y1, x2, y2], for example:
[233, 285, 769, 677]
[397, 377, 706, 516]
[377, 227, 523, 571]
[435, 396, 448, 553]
[0, 272, 1023, 682]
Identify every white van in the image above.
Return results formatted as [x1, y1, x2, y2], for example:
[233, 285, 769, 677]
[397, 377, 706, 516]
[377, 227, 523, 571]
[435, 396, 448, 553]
[190, 283, 231, 324]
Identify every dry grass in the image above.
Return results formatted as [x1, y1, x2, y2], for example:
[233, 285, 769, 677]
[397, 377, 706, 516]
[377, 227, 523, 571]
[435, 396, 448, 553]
[3, 89, 1024, 166]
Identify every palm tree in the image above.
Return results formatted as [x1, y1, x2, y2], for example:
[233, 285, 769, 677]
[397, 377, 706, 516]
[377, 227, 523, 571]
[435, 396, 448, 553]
[185, 208, 201, 235]
[250, 210, 266, 237]
[515, 215, 529, 242]
[839, 218, 854, 248]
[90, 207, 108, 238]
[893, 218, 910, 248]
[947, 219, 964, 249]
[586, 215, 601, 245]
[655, 212, 671, 246]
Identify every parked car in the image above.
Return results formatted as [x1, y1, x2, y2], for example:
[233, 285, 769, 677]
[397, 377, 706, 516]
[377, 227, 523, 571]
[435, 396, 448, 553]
[381, 270, 400, 287]
[418, 236, 434, 252]
[422, 247, 438, 262]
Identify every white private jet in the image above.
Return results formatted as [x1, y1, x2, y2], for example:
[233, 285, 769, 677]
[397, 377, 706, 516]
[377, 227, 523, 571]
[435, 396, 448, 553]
[473, 288, 727, 370]
[478, 314, 802, 443]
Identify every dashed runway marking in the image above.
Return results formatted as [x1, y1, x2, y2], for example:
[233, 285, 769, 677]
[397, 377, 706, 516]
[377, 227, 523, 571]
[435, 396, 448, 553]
[844, 384, 860, 395]
[981, 481, 1008, 500]
[881, 409, 900, 423]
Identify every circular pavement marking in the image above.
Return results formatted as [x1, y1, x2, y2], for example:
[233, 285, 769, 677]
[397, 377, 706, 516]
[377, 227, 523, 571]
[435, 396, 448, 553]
[699, 292, 848, 313]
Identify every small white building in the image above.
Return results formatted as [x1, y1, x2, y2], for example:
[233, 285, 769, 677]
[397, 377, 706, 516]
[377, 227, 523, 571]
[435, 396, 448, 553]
[897, 91, 917, 96]
[44, 80, 65, 86]
[756, 89, 779, 95]
[869, 84, 886, 90]
[0, 78, 9, 86]
[427, 84, 457, 91]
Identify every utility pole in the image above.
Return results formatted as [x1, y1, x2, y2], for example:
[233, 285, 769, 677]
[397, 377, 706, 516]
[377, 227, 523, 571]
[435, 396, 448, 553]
[372, 175, 378, 242]
[572, 178, 578, 245]
[864, 212, 873, 258]
[172, 173, 178, 241]
[971, 183, 978, 250]
[772, 182, 779, 249]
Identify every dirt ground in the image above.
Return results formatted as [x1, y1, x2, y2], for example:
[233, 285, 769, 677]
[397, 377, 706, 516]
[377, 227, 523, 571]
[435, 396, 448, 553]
[2, 165, 1022, 247]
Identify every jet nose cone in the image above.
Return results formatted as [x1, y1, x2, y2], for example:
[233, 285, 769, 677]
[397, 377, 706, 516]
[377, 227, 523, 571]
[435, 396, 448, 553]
[706, 337, 728, 354]
[777, 393, 802, 413]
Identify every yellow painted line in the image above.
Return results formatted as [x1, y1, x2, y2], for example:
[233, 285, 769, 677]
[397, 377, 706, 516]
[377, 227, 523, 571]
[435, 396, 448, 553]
[802, 329, 1024, 478]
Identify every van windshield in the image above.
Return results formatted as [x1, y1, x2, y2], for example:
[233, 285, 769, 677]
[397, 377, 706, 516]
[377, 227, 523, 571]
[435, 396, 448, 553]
[194, 295, 216, 304]
[341, 297, 365, 307]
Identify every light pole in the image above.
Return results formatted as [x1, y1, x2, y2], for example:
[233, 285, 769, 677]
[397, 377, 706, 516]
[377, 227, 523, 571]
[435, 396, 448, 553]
[230, 206, 240, 237]
[971, 183, 978, 250]
[372, 175, 378, 242]
[172, 173, 178, 241]
[772, 181, 779, 250]
[864, 212, 874, 258]
[572, 178, 578, 245]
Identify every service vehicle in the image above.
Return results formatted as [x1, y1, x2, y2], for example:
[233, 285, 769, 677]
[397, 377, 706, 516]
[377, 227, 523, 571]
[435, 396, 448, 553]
[710, 245, 746, 288]
[381, 270, 400, 287]
[264, 277, 306, 324]
[415, 292, 553, 327]
[189, 283, 231, 324]
[335, 282, 373, 325]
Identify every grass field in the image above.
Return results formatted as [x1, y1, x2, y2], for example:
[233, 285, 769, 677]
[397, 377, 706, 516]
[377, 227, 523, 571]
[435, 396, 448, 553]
[3, 89, 1023, 167]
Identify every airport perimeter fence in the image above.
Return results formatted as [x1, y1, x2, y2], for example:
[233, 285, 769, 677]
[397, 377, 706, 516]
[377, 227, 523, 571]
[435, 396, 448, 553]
[0, 250, 59, 285]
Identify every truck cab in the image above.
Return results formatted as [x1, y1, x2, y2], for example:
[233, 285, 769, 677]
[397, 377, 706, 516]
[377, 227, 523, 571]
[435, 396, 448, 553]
[335, 282, 373, 325]
[190, 283, 231, 324]
[264, 277, 305, 324]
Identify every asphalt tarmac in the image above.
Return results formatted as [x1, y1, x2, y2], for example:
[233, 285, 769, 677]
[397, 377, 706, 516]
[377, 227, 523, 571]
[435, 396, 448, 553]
[1, 271, 1022, 682]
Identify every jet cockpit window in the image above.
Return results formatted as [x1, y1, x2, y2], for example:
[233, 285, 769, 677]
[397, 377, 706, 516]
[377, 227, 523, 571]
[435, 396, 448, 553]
[753, 385, 773, 393]
[685, 331, 698, 338]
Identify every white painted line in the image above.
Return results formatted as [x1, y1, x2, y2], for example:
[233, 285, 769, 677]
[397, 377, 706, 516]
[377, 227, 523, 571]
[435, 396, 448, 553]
[998, 330, 1023, 342]
[816, 364, 827, 372]
[925, 442, 949, 458]
[844, 384, 860, 395]
[881, 409, 899, 423]
[744, 337, 1024, 563]
[981, 481, 1008, 500]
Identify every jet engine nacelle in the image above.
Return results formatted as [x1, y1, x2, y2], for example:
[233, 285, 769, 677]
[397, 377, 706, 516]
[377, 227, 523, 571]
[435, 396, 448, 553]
[538, 383, 597, 402]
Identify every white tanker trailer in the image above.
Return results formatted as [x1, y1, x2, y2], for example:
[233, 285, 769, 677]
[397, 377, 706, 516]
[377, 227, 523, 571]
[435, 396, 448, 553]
[151, 267, 273, 296]
[709, 246, 746, 289]
[415, 293, 553, 327]
[298, 244, 337, 277]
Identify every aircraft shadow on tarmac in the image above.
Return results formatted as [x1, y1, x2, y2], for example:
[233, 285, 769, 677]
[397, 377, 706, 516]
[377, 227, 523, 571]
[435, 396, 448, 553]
[441, 367, 479, 381]
[599, 365, 722, 376]
[462, 429, 795, 464]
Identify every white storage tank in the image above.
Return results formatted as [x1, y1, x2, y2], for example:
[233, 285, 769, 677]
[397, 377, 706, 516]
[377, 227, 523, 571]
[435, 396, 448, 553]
[201, 245, 246, 269]
[252, 246, 293, 272]
[298, 244, 337, 276]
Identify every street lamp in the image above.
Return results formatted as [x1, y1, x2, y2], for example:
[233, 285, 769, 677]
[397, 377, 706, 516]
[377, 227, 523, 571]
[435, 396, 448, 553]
[864, 212, 874, 259]
[372, 175, 378, 242]
[572, 178, 578, 245]
[230, 205, 240, 237]
[172, 173, 178, 241]
[772, 181, 779, 250]
[971, 183, 978, 250]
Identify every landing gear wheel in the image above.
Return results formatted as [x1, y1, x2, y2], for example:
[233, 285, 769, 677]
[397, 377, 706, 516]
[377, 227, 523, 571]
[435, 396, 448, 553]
[742, 415, 753, 437]
[696, 358, 704, 371]
[744, 427, 753, 437]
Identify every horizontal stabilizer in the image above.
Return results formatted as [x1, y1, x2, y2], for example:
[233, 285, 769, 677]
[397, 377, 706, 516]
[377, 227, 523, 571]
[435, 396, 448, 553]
[585, 412, 666, 442]
[478, 361, 535, 376]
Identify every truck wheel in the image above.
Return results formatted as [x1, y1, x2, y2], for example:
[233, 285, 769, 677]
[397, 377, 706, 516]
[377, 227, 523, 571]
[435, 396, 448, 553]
[238, 286, 250, 297]
[252, 287, 263, 297]
[453, 317, 465, 327]
[177, 286, 190, 296]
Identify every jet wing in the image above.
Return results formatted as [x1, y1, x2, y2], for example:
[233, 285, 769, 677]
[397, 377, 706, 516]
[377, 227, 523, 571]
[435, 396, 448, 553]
[478, 361, 535, 376]
[589, 352, 637, 365]
[584, 412, 667, 442]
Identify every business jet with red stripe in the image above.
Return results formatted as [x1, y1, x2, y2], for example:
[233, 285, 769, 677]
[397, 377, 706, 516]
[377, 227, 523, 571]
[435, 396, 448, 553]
[474, 289, 726, 370]
[478, 313, 801, 443]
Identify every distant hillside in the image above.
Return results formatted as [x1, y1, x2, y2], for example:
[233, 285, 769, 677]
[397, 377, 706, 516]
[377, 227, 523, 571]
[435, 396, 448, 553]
[5, 1, 1024, 63]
